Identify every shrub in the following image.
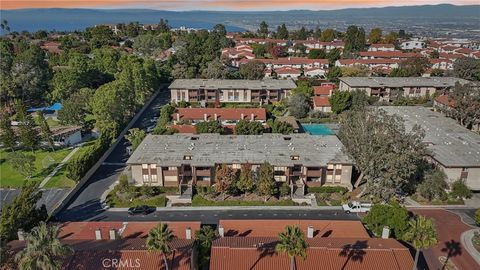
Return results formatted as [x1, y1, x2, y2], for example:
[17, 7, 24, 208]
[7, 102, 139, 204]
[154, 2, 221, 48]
[363, 201, 410, 240]
[279, 182, 290, 197]
[140, 186, 159, 197]
[66, 136, 110, 181]
[118, 174, 129, 193]
[307, 186, 348, 194]
[416, 169, 448, 201]
[450, 179, 472, 200]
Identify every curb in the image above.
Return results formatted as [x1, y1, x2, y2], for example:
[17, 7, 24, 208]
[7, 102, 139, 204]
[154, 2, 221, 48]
[107, 206, 343, 212]
[461, 229, 480, 265]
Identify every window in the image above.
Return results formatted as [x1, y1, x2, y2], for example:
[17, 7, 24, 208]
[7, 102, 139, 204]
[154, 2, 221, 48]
[335, 164, 342, 169]
[243, 91, 248, 101]
[151, 174, 158, 183]
[168, 167, 177, 171]
[142, 174, 149, 183]
[142, 164, 148, 169]
[190, 137, 199, 140]
[184, 155, 192, 160]
[283, 137, 291, 141]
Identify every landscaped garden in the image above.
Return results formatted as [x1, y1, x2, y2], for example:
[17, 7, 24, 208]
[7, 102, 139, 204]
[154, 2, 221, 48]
[105, 175, 178, 207]
[307, 186, 350, 206]
[0, 148, 72, 188]
[191, 186, 297, 206]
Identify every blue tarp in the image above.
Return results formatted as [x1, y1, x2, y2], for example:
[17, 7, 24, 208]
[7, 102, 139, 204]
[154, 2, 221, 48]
[27, 103, 62, 113]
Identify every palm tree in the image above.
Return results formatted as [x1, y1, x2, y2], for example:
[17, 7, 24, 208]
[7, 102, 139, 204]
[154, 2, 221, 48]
[146, 223, 175, 270]
[195, 226, 218, 268]
[275, 225, 309, 270]
[15, 222, 72, 270]
[403, 216, 438, 270]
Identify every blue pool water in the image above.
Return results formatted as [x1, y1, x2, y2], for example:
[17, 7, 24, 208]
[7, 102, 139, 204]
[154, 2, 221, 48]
[301, 124, 335, 135]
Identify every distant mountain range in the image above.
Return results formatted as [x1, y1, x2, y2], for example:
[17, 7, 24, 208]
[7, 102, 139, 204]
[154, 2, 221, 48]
[1, 4, 479, 36]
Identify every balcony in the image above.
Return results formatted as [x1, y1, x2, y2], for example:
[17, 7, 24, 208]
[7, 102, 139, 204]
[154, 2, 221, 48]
[196, 169, 211, 177]
[307, 170, 322, 177]
[163, 170, 178, 176]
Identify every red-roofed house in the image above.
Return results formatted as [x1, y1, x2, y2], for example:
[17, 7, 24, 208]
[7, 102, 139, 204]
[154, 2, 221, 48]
[301, 40, 345, 52]
[210, 219, 414, 270]
[335, 58, 400, 70]
[40, 41, 63, 54]
[8, 221, 200, 270]
[433, 94, 456, 111]
[359, 51, 420, 59]
[272, 66, 302, 79]
[312, 85, 335, 112]
[368, 43, 395, 52]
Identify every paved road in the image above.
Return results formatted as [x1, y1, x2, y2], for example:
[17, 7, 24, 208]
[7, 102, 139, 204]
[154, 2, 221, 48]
[63, 208, 359, 225]
[55, 90, 170, 221]
[0, 188, 70, 213]
[413, 209, 479, 270]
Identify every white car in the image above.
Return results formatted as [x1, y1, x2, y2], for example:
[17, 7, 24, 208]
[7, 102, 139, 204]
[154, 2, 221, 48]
[342, 201, 372, 213]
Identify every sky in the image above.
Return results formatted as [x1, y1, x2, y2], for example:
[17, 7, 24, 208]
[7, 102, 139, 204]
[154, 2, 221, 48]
[1, 0, 478, 11]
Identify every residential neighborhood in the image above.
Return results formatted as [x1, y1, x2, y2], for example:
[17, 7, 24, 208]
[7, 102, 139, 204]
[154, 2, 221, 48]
[1, 2, 480, 270]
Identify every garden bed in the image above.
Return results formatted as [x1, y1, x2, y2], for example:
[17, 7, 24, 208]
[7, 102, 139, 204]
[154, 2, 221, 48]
[106, 184, 178, 208]
[191, 194, 297, 206]
[410, 194, 464, 205]
[307, 186, 350, 206]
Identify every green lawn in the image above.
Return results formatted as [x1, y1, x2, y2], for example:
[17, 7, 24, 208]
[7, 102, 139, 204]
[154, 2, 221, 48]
[0, 148, 72, 188]
[191, 195, 297, 206]
[106, 194, 166, 208]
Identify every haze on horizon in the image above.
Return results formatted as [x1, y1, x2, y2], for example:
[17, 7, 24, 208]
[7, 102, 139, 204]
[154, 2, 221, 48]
[1, 0, 478, 11]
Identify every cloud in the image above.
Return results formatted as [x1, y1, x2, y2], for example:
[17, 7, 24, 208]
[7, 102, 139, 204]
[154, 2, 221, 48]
[2, 0, 478, 10]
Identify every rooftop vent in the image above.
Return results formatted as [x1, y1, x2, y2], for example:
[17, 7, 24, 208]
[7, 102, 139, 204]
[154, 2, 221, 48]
[184, 155, 192, 160]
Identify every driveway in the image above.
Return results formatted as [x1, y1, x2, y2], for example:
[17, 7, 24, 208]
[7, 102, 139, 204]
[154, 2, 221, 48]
[0, 188, 71, 213]
[55, 89, 170, 221]
[413, 209, 479, 270]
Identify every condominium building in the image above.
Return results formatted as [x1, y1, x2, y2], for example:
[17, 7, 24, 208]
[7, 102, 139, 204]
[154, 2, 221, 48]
[381, 106, 480, 190]
[126, 134, 353, 194]
[169, 79, 296, 104]
[338, 77, 470, 102]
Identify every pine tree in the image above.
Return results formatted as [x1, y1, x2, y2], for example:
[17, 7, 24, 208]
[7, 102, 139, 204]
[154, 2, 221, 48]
[15, 101, 38, 153]
[0, 109, 16, 151]
[256, 162, 276, 202]
[37, 111, 54, 151]
[237, 164, 255, 193]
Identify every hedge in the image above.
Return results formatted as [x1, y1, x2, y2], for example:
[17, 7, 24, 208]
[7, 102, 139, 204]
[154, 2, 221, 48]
[66, 136, 111, 182]
[307, 186, 348, 194]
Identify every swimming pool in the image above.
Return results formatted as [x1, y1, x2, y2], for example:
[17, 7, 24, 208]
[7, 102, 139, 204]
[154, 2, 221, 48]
[301, 124, 335, 135]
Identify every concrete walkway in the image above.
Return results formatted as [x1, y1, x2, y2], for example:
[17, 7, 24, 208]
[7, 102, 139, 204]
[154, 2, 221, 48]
[462, 229, 480, 266]
[39, 147, 79, 188]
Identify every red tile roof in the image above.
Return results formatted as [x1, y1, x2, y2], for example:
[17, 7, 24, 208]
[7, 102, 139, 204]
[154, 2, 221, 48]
[218, 220, 369, 238]
[174, 108, 267, 121]
[275, 66, 301, 74]
[210, 237, 414, 270]
[338, 59, 401, 65]
[313, 96, 331, 107]
[439, 53, 465, 59]
[369, 43, 395, 48]
[435, 94, 456, 108]
[313, 85, 335, 96]
[170, 124, 197, 134]
[256, 57, 328, 66]
[359, 51, 420, 58]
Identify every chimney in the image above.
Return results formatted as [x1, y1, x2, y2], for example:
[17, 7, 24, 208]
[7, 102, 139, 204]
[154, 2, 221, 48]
[251, 113, 254, 121]
[176, 113, 180, 122]
[109, 229, 118, 240]
[218, 226, 224, 237]
[381, 226, 390, 239]
[95, 229, 102, 240]
[241, 113, 244, 120]
[186, 227, 192, 240]
[17, 229, 25, 241]
[204, 113, 208, 121]
[307, 226, 314, 239]
[214, 113, 218, 121]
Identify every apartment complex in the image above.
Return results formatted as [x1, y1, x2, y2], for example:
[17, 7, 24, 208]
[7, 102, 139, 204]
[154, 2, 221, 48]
[169, 79, 296, 104]
[381, 106, 480, 190]
[126, 134, 353, 194]
[339, 77, 470, 102]
[210, 219, 414, 270]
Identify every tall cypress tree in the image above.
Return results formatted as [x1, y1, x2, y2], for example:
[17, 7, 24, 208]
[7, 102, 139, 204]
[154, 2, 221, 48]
[38, 111, 54, 151]
[0, 109, 16, 151]
[15, 100, 38, 153]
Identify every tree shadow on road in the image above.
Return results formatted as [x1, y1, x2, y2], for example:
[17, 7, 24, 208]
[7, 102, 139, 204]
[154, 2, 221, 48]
[440, 240, 462, 270]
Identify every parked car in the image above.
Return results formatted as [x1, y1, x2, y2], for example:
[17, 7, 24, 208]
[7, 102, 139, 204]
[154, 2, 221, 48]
[127, 205, 156, 215]
[342, 201, 372, 213]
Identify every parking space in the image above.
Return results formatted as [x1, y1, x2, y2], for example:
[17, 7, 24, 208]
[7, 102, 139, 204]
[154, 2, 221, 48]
[0, 188, 71, 213]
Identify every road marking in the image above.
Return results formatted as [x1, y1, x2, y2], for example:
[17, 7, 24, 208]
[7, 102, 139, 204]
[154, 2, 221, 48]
[258, 214, 263, 216]
[228, 214, 233, 217]
[243, 214, 247, 216]
[288, 214, 292, 216]
[273, 213, 277, 216]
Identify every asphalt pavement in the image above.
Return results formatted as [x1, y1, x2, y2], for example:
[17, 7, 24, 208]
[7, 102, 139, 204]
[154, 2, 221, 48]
[55, 89, 170, 221]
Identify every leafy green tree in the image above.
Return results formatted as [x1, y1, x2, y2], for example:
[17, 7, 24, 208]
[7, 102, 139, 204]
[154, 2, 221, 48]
[0, 183, 48, 257]
[288, 93, 310, 119]
[195, 226, 218, 268]
[308, 49, 326, 59]
[403, 216, 438, 270]
[37, 111, 54, 151]
[270, 120, 294, 134]
[276, 24, 289, 39]
[8, 152, 36, 179]
[313, 27, 322, 39]
[453, 57, 480, 81]
[327, 48, 341, 66]
[430, 50, 440, 59]
[15, 101, 38, 152]
[201, 58, 229, 79]
[338, 109, 427, 198]
[239, 60, 265, 80]
[291, 80, 313, 97]
[329, 91, 352, 114]
[252, 44, 267, 58]
[0, 109, 16, 151]
[146, 223, 175, 270]
[125, 128, 146, 151]
[275, 225, 308, 270]
[85, 25, 118, 49]
[133, 33, 172, 57]
[350, 90, 369, 111]
[58, 87, 94, 128]
[383, 31, 399, 44]
[368, 28, 383, 44]
[341, 66, 369, 77]
[66, 137, 110, 182]
[450, 180, 472, 200]
[195, 120, 224, 134]
[157, 19, 171, 33]
[237, 164, 255, 193]
[344, 25, 366, 53]
[15, 222, 72, 270]
[0, 39, 15, 105]
[320, 29, 336, 42]
[279, 182, 290, 197]
[92, 47, 121, 75]
[235, 120, 264, 135]
[326, 66, 342, 82]
[444, 83, 480, 129]
[258, 21, 269, 37]
[363, 202, 410, 240]
[257, 162, 276, 201]
[214, 164, 237, 200]
[389, 57, 430, 77]
[416, 169, 448, 201]
[475, 209, 480, 226]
